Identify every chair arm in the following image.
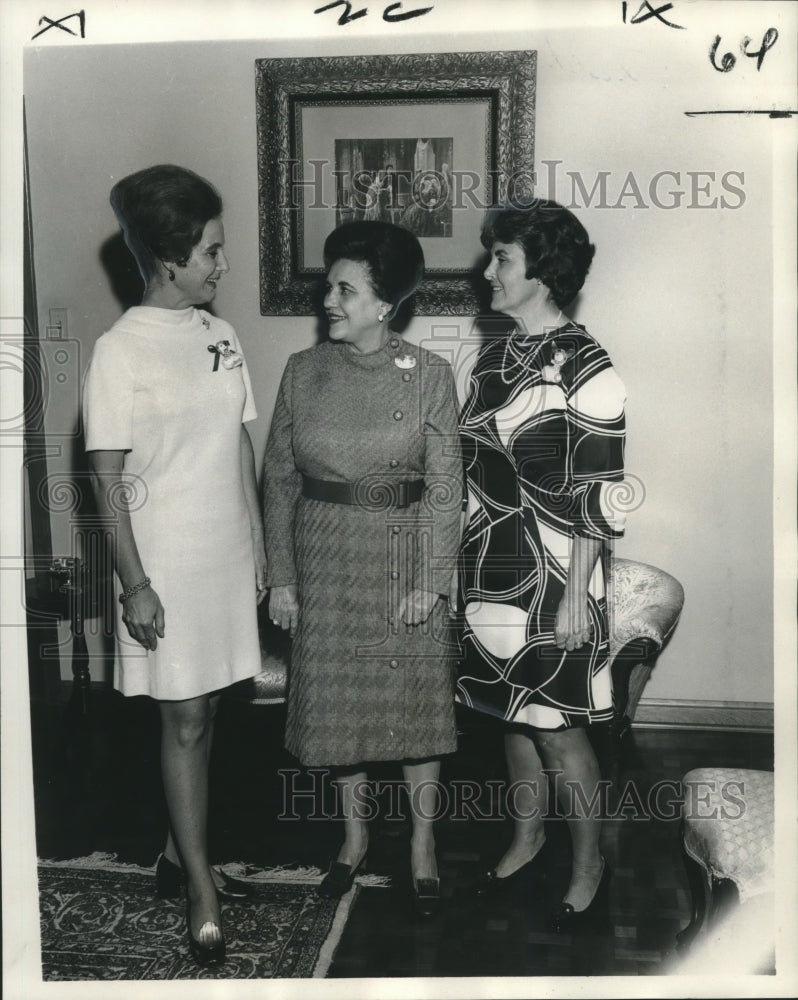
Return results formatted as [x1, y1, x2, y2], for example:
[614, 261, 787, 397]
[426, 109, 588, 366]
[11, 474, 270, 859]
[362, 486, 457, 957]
[607, 558, 684, 658]
[606, 558, 685, 722]
[226, 603, 289, 705]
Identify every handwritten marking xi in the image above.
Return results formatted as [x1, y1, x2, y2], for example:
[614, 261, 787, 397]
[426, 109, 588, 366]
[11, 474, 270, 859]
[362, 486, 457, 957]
[31, 9, 86, 40]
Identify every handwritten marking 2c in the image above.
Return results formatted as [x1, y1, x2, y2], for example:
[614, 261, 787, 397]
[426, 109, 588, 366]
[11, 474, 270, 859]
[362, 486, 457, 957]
[314, 1, 433, 26]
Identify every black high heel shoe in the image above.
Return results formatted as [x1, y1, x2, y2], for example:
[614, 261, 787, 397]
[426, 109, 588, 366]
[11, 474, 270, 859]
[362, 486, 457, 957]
[186, 899, 226, 967]
[156, 854, 256, 901]
[474, 839, 552, 896]
[317, 857, 366, 899]
[550, 859, 611, 934]
[412, 877, 441, 919]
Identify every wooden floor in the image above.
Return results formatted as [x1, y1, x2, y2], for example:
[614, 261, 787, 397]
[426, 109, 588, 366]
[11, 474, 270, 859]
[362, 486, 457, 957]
[31, 691, 773, 979]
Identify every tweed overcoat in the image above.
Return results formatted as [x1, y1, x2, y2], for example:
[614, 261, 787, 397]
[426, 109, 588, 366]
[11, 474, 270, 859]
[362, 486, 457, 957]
[263, 337, 463, 767]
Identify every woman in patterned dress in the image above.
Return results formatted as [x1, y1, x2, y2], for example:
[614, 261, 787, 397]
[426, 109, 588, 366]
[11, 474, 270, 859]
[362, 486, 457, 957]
[263, 221, 462, 916]
[84, 165, 266, 965]
[457, 199, 626, 931]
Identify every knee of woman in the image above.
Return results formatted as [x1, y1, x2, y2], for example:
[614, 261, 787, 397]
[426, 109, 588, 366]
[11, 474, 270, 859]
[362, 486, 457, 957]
[173, 718, 210, 748]
[537, 728, 595, 775]
[162, 705, 212, 748]
[534, 730, 558, 755]
[535, 729, 572, 768]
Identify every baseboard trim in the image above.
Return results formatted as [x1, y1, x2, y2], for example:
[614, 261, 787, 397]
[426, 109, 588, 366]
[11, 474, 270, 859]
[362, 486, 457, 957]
[633, 698, 774, 733]
[48, 684, 775, 734]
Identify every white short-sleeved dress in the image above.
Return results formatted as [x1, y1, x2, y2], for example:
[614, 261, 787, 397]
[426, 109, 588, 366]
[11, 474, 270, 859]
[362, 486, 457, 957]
[82, 305, 263, 701]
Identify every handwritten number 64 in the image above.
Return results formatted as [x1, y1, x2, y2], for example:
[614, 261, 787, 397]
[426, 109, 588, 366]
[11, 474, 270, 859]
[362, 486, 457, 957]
[710, 28, 778, 73]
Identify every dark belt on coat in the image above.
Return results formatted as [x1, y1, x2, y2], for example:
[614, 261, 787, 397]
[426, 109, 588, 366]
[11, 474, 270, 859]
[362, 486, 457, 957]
[301, 475, 424, 509]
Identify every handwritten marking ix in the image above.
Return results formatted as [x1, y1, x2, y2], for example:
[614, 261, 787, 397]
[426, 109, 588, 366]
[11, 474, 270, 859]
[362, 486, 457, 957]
[621, 1, 684, 29]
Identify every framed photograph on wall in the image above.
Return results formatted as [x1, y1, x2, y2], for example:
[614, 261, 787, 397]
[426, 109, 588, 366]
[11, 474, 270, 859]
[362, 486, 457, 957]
[255, 50, 537, 315]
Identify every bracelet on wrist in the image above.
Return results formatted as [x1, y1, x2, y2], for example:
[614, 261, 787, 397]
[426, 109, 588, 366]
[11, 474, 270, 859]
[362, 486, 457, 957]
[119, 577, 151, 604]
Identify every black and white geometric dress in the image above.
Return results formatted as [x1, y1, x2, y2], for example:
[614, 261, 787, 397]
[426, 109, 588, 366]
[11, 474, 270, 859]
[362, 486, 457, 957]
[456, 322, 626, 730]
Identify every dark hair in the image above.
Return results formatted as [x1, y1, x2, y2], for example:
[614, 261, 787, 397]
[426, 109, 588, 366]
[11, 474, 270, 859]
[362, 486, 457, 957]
[323, 220, 424, 320]
[481, 198, 595, 309]
[110, 164, 222, 282]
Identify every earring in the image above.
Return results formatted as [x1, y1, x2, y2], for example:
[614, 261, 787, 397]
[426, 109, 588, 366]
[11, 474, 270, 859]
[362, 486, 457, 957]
[378, 312, 385, 322]
[167, 267, 176, 282]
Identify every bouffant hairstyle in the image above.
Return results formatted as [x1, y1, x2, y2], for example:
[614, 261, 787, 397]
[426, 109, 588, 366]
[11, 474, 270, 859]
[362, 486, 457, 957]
[481, 198, 595, 309]
[110, 164, 222, 282]
[323, 220, 424, 321]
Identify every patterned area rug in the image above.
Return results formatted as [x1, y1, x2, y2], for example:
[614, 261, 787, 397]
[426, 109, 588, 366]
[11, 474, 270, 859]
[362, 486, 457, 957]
[38, 854, 387, 980]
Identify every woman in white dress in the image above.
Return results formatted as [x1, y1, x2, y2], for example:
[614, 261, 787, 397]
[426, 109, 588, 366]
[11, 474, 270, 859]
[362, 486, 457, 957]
[363, 169, 386, 221]
[83, 165, 266, 966]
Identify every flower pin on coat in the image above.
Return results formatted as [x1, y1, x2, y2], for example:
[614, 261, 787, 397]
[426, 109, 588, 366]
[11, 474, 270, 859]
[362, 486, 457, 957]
[394, 354, 417, 370]
[207, 340, 243, 371]
[541, 341, 575, 384]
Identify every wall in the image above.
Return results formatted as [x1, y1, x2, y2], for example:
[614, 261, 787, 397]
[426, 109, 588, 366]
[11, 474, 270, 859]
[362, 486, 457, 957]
[23, 16, 782, 709]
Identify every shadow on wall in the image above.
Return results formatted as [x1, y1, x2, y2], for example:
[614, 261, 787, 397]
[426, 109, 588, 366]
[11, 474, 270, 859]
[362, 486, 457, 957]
[99, 231, 144, 313]
[67, 419, 116, 672]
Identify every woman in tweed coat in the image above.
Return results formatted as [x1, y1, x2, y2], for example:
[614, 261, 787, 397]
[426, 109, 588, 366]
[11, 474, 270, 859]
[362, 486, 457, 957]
[263, 221, 462, 915]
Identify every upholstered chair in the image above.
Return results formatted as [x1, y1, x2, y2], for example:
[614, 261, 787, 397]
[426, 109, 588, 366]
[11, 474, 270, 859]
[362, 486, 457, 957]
[228, 603, 291, 705]
[594, 557, 684, 772]
[674, 767, 774, 971]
